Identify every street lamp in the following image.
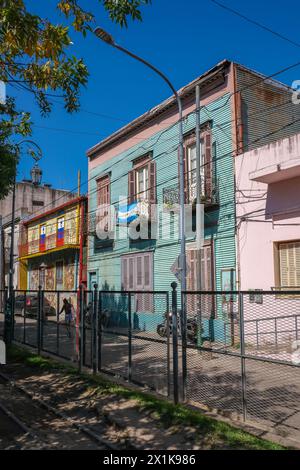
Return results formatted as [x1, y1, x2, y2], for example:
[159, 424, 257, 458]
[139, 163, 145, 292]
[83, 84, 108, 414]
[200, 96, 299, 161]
[93, 27, 187, 293]
[4, 139, 42, 345]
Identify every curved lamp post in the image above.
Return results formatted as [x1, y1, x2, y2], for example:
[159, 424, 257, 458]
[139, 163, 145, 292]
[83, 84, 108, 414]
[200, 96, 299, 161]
[93, 27, 187, 293]
[4, 139, 43, 345]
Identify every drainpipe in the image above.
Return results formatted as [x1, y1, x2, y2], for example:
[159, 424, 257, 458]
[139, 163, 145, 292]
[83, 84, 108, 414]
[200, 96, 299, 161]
[78, 199, 85, 286]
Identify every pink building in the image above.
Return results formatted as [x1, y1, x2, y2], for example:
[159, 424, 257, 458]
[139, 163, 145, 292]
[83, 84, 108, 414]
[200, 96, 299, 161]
[236, 133, 300, 291]
[236, 133, 300, 354]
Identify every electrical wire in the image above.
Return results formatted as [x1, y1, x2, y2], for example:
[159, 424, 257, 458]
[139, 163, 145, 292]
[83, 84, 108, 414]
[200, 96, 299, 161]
[210, 0, 300, 50]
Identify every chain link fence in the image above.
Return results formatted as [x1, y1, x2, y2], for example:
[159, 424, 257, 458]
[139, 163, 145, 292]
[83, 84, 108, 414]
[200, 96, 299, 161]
[1, 285, 300, 436]
[0, 286, 171, 398]
[182, 289, 300, 434]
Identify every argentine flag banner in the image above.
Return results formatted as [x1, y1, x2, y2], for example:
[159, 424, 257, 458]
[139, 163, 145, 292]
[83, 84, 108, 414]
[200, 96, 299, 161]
[117, 202, 139, 225]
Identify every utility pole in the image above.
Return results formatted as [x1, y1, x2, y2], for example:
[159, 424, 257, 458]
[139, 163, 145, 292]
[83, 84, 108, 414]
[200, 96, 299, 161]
[196, 85, 204, 288]
[195, 84, 204, 345]
[4, 173, 16, 345]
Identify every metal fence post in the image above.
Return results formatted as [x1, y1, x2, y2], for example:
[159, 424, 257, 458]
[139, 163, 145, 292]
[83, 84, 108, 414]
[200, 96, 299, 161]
[171, 282, 179, 405]
[4, 286, 13, 345]
[79, 284, 84, 373]
[239, 292, 247, 421]
[98, 291, 102, 372]
[37, 285, 42, 355]
[128, 292, 132, 382]
[93, 284, 98, 374]
[180, 285, 187, 402]
[23, 291, 26, 344]
[166, 292, 171, 399]
[11, 289, 15, 341]
[56, 291, 60, 356]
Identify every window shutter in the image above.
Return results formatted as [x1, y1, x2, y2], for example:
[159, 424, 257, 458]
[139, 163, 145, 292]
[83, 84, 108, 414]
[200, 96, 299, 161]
[148, 160, 156, 204]
[129, 257, 134, 290]
[296, 243, 300, 286]
[204, 132, 212, 199]
[279, 242, 300, 287]
[136, 256, 143, 289]
[143, 253, 153, 311]
[279, 244, 289, 287]
[128, 170, 135, 204]
[121, 258, 128, 290]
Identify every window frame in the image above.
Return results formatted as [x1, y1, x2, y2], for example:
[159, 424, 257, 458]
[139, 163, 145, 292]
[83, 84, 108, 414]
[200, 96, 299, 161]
[274, 240, 300, 290]
[121, 252, 154, 312]
[96, 174, 111, 233]
[128, 153, 156, 206]
[183, 125, 212, 204]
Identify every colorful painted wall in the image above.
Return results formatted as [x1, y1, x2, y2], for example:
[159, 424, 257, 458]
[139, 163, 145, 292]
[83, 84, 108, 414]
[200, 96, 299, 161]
[19, 199, 86, 292]
[87, 86, 236, 313]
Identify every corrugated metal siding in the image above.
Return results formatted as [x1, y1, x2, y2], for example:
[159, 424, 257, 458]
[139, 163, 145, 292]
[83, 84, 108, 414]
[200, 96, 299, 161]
[236, 67, 300, 152]
[88, 92, 236, 292]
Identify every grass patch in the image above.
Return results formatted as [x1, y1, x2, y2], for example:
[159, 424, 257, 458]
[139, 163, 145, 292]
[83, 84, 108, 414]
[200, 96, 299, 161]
[7, 345, 286, 450]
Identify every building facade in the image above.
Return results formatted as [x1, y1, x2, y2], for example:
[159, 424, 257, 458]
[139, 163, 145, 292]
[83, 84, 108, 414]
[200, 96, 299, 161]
[0, 178, 75, 290]
[86, 60, 300, 340]
[236, 132, 300, 291]
[18, 196, 87, 297]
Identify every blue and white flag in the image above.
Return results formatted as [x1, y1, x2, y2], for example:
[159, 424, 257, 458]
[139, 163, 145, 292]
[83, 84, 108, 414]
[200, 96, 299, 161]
[117, 202, 139, 224]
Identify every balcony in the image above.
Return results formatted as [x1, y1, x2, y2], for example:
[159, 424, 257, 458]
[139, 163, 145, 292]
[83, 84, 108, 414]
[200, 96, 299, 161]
[163, 177, 219, 211]
[88, 212, 114, 249]
[19, 229, 79, 258]
[117, 199, 157, 226]
[249, 158, 300, 184]
[189, 176, 219, 207]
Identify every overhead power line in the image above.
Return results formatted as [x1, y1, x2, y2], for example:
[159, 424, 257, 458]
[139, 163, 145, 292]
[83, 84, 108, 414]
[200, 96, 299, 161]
[210, 0, 300, 49]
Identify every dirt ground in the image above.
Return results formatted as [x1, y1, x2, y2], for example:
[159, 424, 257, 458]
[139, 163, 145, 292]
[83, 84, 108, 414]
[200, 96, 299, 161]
[0, 351, 283, 450]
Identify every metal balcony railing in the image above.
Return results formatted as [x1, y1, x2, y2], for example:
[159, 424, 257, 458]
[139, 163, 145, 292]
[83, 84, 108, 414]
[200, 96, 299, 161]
[19, 229, 78, 257]
[163, 177, 219, 209]
[188, 176, 219, 206]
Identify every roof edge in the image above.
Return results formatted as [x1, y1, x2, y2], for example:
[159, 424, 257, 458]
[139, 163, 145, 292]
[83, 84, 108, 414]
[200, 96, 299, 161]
[86, 59, 231, 159]
[22, 195, 87, 226]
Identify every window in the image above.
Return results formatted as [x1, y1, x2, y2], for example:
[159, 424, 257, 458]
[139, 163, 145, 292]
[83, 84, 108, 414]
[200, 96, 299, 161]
[186, 242, 214, 317]
[187, 243, 213, 291]
[56, 261, 64, 290]
[128, 155, 156, 205]
[121, 252, 153, 312]
[183, 129, 212, 203]
[186, 141, 206, 203]
[277, 241, 300, 288]
[136, 165, 149, 200]
[57, 217, 65, 246]
[97, 175, 110, 207]
[96, 175, 111, 232]
[32, 200, 44, 207]
[39, 224, 46, 252]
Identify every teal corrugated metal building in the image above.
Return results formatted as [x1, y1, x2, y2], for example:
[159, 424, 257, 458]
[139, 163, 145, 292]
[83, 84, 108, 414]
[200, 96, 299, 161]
[86, 60, 300, 342]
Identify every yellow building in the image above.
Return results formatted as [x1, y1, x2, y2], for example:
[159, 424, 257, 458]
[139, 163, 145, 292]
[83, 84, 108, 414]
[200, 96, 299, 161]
[18, 196, 87, 293]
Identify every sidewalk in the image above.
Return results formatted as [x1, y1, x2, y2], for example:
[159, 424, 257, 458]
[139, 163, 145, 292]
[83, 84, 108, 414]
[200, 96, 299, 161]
[1, 345, 290, 450]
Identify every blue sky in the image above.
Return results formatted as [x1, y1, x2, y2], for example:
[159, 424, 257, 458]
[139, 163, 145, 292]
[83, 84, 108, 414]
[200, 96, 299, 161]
[10, 0, 300, 192]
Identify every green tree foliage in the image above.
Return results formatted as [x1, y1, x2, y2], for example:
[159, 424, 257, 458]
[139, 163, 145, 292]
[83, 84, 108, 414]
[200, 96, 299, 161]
[0, 97, 31, 198]
[0, 0, 151, 198]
